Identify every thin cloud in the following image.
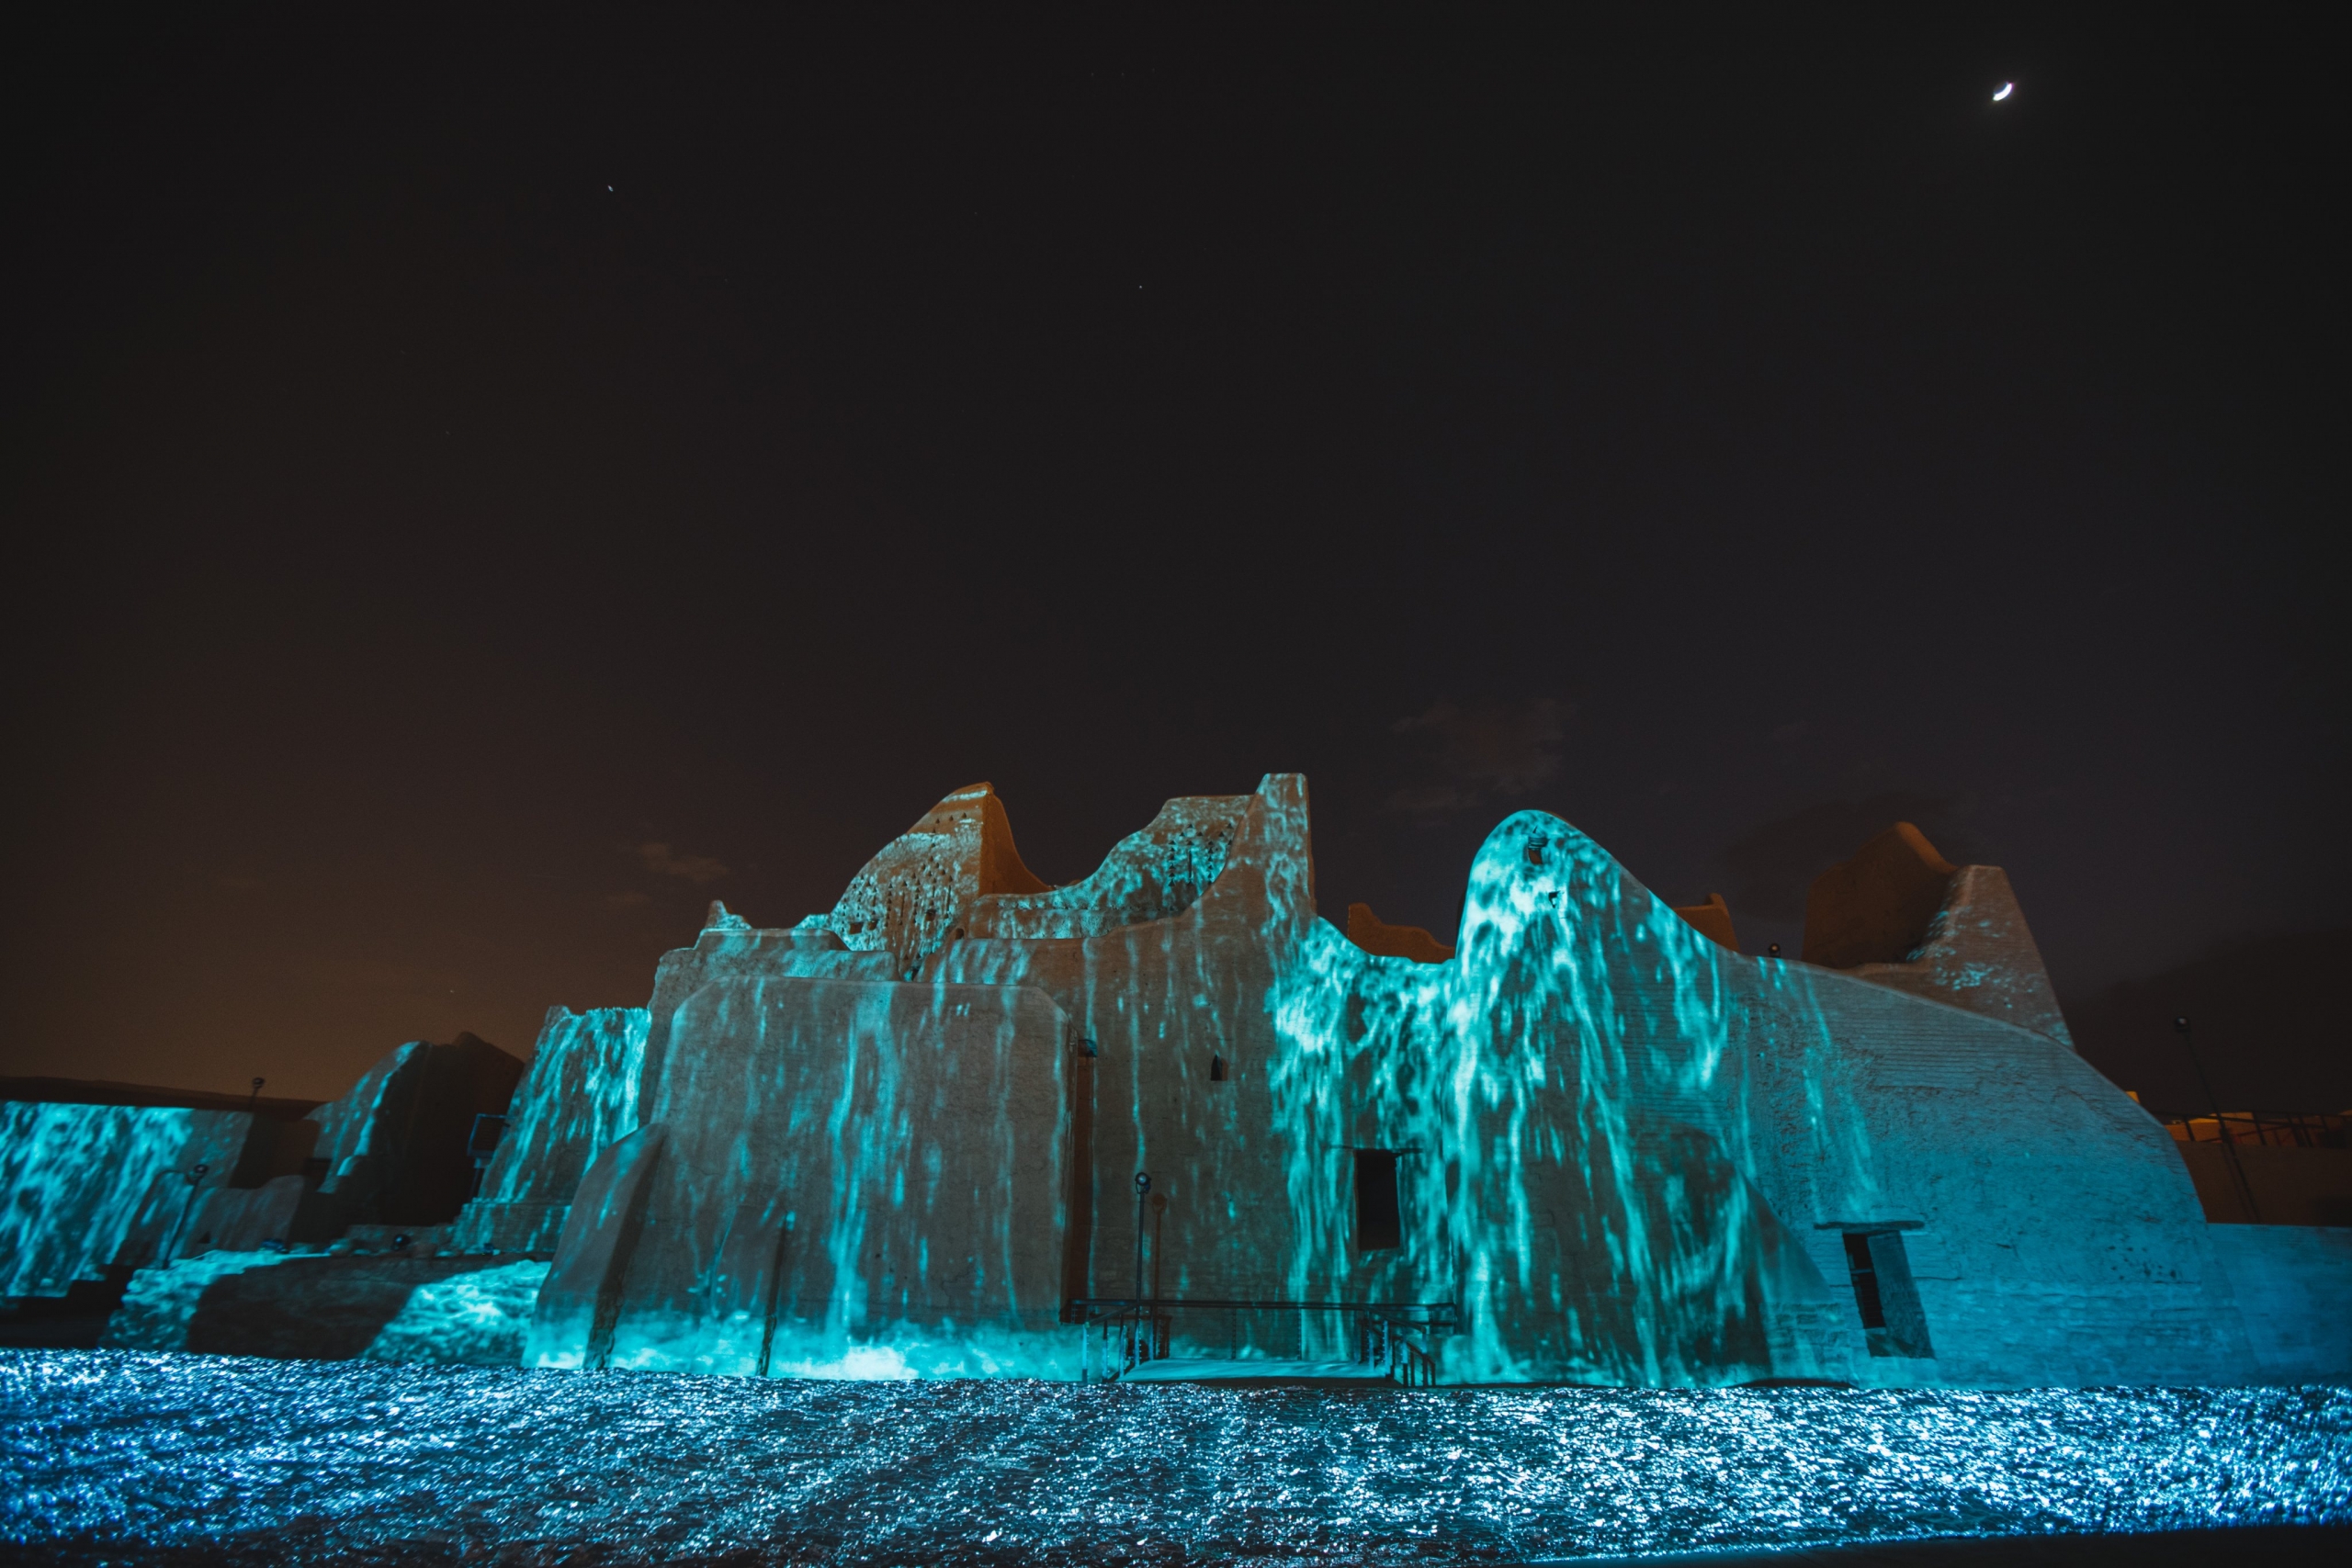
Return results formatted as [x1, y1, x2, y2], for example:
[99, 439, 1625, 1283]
[1386, 697, 1568, 818]
[301, 956, 458, 995]
[633, 841, 729, 884]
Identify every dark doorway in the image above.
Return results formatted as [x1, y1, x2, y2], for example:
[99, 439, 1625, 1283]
[1840, 1229, 1935, 1359]
[1353, 1150, 1401, 1250]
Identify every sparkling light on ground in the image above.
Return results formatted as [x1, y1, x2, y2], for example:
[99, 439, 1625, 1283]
[5, 1352, 2349, 1565]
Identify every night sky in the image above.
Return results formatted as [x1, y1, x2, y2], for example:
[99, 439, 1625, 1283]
[4, 10, 2342, 1115]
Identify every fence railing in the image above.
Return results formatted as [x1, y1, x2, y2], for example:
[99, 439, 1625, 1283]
[1068, 1297, 1456, 1386]
[2165, 1111, 2348, 1149]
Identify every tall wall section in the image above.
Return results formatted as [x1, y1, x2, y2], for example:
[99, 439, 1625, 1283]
[520, 774, 2316, 1386]
[449, 1006, 648, 1254]
[12, 775, 2340, 1387]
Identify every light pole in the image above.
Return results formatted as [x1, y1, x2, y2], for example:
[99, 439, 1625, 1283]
[160, 1162, 210, 1263]
[2173, 1015, 2224, 1127]
[1128, 1172, 1155, 1369]
[1132, 1172, 1150, 1303]
[2175, 1014, 2258, 1222]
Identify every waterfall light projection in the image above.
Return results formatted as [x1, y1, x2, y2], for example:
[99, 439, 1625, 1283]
[450, 1007, 648, 1255]
[0, 1104, 243, 1298]
[516, 775, 2343, 1386]
[1264, 814, 1842, 1385]
[5, 774, 2346, 1383]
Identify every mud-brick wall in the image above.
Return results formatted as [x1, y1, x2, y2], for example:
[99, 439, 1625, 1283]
[531, 977, 1069, 1377]
[448, 1007, 647, 1254]
[1754, 970, 2251, 1388]
[2205, 1225, 2352, 1381]
[0, 1102, 256, 1298]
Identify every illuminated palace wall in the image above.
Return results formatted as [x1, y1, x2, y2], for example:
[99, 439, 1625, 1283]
[2, 1038, 521, 1302]
[515, 775, 2345, 1385]
[6, 774, 2347, 1382]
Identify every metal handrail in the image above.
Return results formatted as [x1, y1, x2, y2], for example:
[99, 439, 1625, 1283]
[1069, 1296, 1458, 1323]
[2166, 1111, 2348, 1149]
[1070, 1297, 1456, 1384]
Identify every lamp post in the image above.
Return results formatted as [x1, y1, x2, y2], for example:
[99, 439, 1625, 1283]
[1148, 1191, 1170, 1360]
[2172, 1016, 2224, 1128]
[1132, 1172, 1151, 1302]
[1130, 1172, 1152, 1369]
[2174, 1014, 2258, 1222]
[161, 1162, 210, 1263]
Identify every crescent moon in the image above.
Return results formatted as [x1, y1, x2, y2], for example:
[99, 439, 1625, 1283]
[1993, 83, 2014, 101]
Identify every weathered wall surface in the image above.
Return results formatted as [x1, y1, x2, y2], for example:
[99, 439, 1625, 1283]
[1265, 809, 1849, 1386]
[1254, 800, 2202, 1387]
[115, 1035, 532, 1259]
[179, 1175, 310, 1255]
[104, 1249, 545, 1364]
[928, 783, 1318, 1357]
[1758, 968, 2245, 1384]
[0, 1102, 254, 1297]
[821, 782, 1049, 976]
[1842, 867, 2075, 1045]
[1801, 824, 2073, 1046]
[286, 1035, 525, 1242]
[529, 978, 1069, 1378]
[449, 1006, 649, 1253]
[1804, 824, 1958, 970]
[2204, 1225, 2352, 1382]
[20, 776, 2338, 1386]
[634, 925, 899, 1109]
[956, 778, 2249, 1385]
[518, 773, 2346, 1386]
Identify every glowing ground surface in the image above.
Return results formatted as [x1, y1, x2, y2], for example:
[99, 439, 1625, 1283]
[4, 1353, 2348, 1566]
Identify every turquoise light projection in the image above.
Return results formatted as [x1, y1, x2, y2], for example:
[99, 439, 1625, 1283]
[529, 970, 1072, 1380]
[1265, 809, 1849, 1385]
[307, 1043, 426, 1195]
[0, 1103, 250, 1299]
[478, 1008, 647, 1209]
[2, 778, 2317, 1387]
[450, 1006, 648, 1256]
[506, 773, 2312, 1386]
[11, 1356, 2349, 1559]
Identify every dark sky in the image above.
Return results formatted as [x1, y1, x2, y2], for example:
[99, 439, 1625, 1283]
[3, 9, 2343, 1111]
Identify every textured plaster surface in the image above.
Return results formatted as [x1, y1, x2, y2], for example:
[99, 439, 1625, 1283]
[8, 779, 2342, 1387]
[1847, 866, 2076, 1045]
[511, 775, 2329, 1384]
[0, 1102, 253, 1296]
[449, 1005, 647, 1254]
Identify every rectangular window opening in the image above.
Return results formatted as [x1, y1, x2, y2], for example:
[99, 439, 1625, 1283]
[1841, 1229, 1934, 1359]
[1353, 1150, 1402, 1251]
[1840, 1232, 1886, 1328]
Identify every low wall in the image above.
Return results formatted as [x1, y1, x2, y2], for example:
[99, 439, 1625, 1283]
[103, 1250, 547, 1365]
[2206, 1225, 2352, 1382]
